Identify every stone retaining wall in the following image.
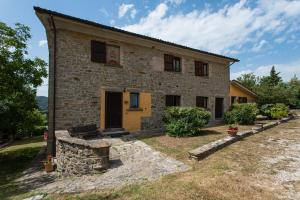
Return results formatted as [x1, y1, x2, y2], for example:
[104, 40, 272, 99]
[189, 116, 294, 160]
[55, 130, 110, 176]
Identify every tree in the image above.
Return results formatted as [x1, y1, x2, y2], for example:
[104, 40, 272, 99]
[236, 72, 259, 91]
[260, 66, 282, 87]
[0, 22, 47, 139]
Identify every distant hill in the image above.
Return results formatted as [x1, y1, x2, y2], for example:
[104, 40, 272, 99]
[36, 96, 48, 113]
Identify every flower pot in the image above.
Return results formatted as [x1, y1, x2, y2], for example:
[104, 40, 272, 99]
[227, 128, 238, 136]
[44, 163, 53, 173]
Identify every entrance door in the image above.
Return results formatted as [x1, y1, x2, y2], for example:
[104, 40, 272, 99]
[215, 98, 224, 119]
[105, 92, 122, 128]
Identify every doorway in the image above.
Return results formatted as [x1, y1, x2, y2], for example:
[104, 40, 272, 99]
[105, 92, 122, 128]
[215, 97, 224, 119]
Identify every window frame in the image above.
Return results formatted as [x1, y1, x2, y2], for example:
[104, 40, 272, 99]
[164, 54, 182, 72]
[91, 40, 121, 66]
[166, 95, 181, 107]
[196, 96, 208, 109]
[130, 92, 140, 109]
[195, 61, 209, 77]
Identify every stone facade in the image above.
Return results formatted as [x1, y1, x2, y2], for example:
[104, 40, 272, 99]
[35, 8, 237, 154]
[55, 130, 110, 175]
[52, 30, 230, 130]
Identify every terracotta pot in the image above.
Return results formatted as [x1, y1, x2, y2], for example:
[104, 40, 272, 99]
[227, 128, 238, 136]
[44, 163, 53, 172]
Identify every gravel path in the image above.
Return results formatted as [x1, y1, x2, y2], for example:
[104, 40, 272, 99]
[17, 138, 189, 193]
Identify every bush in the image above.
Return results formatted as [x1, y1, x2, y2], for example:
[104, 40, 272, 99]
[163, 107, 211, 137]
[224, 103, 259, 125]
[260, 103, 289, 119]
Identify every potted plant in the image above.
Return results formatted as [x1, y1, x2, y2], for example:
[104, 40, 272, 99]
[227, 124, 238, 136]
[43, 154, 54, 173]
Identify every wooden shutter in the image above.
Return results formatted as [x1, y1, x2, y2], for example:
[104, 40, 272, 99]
[166, 95, 181, 106]
[195, 61, 209, 76]
[196, 96, 208, 108]
[164, 54, 173, 71]
[91, 40, 106, 63]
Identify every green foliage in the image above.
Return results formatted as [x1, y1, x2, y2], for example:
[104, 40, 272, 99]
[260, 103, 289, 119]
[236, 67, 300, 108]
[36, 96, 48, 113]
[224, 103, 259, 125]
[236, 72, 259, 91]
[0, 22, 47, 139]
[163, 107, 211, 137]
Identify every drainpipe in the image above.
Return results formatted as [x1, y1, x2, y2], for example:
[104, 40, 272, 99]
[50, 15, 57, 157]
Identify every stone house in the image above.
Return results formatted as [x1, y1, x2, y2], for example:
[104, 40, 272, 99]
[230, 80, 258, 105]
[34, 7, 239, 155]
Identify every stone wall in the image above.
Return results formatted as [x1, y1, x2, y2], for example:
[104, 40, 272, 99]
[52, 29, 230, 131]
[55, 130, 110, 176]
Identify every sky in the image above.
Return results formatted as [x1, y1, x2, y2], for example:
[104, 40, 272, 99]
[1, 0, 300, 96]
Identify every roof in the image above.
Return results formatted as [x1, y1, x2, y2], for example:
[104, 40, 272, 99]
[34, 6, 239, 62]
[231, 80, 258, 98]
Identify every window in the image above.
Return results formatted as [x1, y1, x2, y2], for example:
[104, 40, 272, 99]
[166, 95, 181, 107]
[238, 97, 247, 103]
[164, 54, 181, 72]
[91, 40, 106, 63]
[195, 61, 209, 76]
[231, 96, 236, 105]
[196, 96, 208, 108]
[91, 40, 120, 65]
[130, 93, 139, 108]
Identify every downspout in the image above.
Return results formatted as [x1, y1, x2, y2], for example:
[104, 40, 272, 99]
[50, 15, 57, 156]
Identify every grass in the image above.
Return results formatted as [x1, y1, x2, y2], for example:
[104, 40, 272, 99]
[137, 123, 256, 163]
[0, 136, 45, 200]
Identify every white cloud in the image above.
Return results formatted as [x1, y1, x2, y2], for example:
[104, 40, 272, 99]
[251, 40, 267, 52]
[118, 3, 137, 19]
[122, 0, 300, 54]
[231, 59, 300, 81]
[38, 40, 47, 47]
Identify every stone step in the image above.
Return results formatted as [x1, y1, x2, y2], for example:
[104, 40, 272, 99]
[102, 130, 130, 138]
[103, 128, 125, 132]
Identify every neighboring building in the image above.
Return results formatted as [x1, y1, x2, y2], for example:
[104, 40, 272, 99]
[34, 7, 239, 155]
[230, 80, 258, 105]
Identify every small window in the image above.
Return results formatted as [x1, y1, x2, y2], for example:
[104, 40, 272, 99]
[130, 93, 139, 108]
[166, 95, 181, 107]
[91, 40, 120, 65]
[164, 54, 181, 72]
[91, 40, 106, 63]
[196, 96, 208, 108]
[238, 97, 247, 103]
[231, 96, 236, 105]
[195, 61, 209, 76]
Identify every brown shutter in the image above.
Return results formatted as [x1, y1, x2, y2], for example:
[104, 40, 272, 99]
[91, 40, 106, 63]
[164, 54, 173, 71]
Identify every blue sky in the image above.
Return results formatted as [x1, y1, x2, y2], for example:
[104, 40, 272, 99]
[1, 0, 300, 96]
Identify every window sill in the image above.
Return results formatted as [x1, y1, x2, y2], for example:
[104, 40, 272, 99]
[195, 76, 209, 78]
[104, 63, 123, 68]
[164, 70, 182, 74]
[127, 108, 143, 111]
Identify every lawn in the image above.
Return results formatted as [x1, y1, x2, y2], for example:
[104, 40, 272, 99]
[137, 123, 256, 163]
[47, 119, 298, 200]
[0, 136, 45, 200]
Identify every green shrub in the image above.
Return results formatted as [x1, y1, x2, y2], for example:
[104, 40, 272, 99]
[270, 103, 289, 119]
[260, 103, 289, 119]
[224, 103, 259, 125]
[260, 104, 274, 118]
[163, 107, 211, 137]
